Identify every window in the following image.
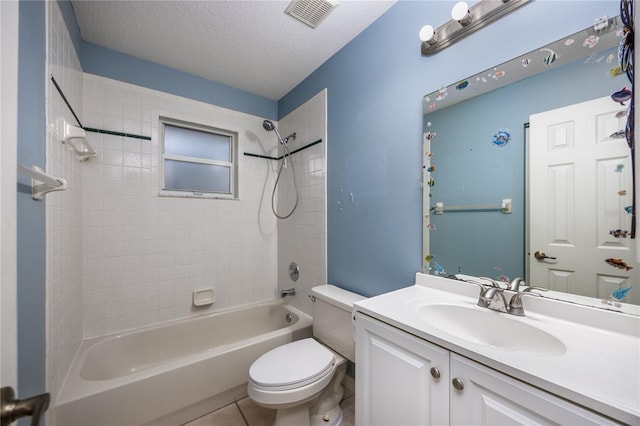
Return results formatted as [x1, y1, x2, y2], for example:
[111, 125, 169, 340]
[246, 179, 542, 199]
[160, 117, 238, 198]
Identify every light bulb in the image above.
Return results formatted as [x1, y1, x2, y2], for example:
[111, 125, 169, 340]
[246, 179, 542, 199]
[419, 25, 437, 44]
[451, 1, 472, 25]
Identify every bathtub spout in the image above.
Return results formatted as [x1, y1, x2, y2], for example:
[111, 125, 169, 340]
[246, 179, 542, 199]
[280, 288, 296, 298]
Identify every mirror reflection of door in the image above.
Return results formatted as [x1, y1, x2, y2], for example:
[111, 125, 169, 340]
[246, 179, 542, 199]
[528, 96, 638, 304]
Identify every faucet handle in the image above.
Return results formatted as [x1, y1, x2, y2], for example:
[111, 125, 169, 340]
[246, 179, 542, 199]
[479, 277, 505, 289]
[508, 287, 546, 316]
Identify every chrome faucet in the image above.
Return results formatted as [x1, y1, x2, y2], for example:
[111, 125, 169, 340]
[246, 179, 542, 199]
[469, 278, 545, 316]
[508, 287, 546, 316]
[280, 288, 296, 298]
[477, 285, 509, 313]
[508, 277, 525, 292]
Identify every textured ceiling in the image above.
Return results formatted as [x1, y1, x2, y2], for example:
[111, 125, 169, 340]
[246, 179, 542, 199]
[71, 0, 397, 100]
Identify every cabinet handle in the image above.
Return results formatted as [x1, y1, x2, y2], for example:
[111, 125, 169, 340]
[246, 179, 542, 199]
[430, 367, 441, 380]
[452, 378, 464, 391]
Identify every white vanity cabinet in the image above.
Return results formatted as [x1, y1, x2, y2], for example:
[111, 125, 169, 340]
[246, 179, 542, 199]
[355, 312, 450, 426]
[355, 313, 620, 426]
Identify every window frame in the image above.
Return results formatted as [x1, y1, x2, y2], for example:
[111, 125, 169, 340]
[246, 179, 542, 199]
[159, 116, 238, 200]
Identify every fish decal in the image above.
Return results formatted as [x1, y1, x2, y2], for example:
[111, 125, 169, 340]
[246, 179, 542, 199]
[492, 129, 511, 147]
[610, 130, 625, 138]
[609, 229, 630, 238]
[432, 261, 445, 275]
[605, 258, 633, 271]
[611, 286, 632, 302]
[455, 80, 469, 90]
[611, 87, 632, 105]
[615, 164, 625, 172]
[625, 206, 633, 214]
[540, 48, 558, 66]
[610, 65, 624, 77]
[618, 190, 627, 196]
[583, 35, 600, 48]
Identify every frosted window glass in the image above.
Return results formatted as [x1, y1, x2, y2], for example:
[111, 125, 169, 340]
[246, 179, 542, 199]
[164, 160, 230, 193]
[164, 124, 230, 161]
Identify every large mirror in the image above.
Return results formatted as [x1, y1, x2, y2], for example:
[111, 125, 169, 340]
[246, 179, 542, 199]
[422, 15, 639, 311]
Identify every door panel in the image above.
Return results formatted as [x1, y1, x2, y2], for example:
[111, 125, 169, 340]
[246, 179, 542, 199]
[529, 96, 638, 304]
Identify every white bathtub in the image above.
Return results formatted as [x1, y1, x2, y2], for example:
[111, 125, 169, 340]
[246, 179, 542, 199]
[55, 301, 312, 426]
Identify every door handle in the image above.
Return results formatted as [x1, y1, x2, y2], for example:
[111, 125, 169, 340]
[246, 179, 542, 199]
[534, 250, 557, 261]
[1, 387, 50, 426]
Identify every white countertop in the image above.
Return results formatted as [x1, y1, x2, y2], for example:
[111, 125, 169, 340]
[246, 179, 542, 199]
[353, 273, 640, 425]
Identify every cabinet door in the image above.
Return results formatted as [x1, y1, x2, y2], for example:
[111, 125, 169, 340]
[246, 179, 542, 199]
[450, 354, 620, 425]
[355, 313, 450, 426]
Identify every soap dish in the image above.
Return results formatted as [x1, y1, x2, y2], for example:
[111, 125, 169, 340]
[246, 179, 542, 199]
[193, 288, 216, 307]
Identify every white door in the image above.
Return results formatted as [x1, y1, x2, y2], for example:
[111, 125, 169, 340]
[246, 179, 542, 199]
[1, 0, 19, 390]
[450, 354, 618, 425]
[355, 313, 450, 426]
[529, 96, 638, 304]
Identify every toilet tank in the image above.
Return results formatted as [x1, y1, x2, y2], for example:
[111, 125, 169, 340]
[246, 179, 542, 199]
[311, 285, 366, 362]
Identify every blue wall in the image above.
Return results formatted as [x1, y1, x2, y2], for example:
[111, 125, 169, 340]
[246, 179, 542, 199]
[279, 0, 621, 297]
[81, 42, 278, 121]
[17, 0, 47, 413]
[429, 49, 624, 281]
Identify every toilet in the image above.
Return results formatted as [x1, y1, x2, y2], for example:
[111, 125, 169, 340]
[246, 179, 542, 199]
[248, 285, 365, 426]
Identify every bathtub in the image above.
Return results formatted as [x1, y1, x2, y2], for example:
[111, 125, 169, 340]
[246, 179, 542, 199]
[55, 300, 312, 426]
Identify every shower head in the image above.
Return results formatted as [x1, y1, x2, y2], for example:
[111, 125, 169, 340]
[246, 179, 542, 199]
[262, 120, 289, 145]
[263, 120, 275, 132]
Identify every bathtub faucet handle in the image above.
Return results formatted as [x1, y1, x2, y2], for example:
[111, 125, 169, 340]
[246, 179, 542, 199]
[280, 288, 296, 298]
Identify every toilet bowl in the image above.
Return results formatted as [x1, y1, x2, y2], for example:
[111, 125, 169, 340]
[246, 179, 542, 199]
[247, 285, 365, 426]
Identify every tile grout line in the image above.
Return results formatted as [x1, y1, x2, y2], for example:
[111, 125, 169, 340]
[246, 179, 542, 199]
[235, 401, 251, 426]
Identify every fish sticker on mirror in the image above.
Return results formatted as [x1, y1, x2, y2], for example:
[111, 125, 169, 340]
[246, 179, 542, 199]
[492, 129, 511, 147]
[427, 166, 435, 172]
[455, 80, 469, 90]
[602, 286, 632, 307]
[618, 190, 627, 196]
[521, 58, 531, 67]
[427, 223, 436, 230]
[615, 164, 625, 172]
[611, 87, 632, 105]
[624, 205, 633, 214]
[610, 130, 626, 138]
[610, 65, 624, 77]
[564, 38, 575, 46]
[583, 35, 600, 48]
[432, 261, 445, 275]
[492, 70, 506, 79]
[605, 258, 634, 271]
[427, 178, 435, 187]
[425, 131, 437, 140]
[540, 48, 558, 66]
[609, 229, 630, 238]
[436, 87, 448, 101]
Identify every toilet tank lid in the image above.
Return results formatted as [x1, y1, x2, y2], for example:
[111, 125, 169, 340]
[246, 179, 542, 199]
[311, 285, 366, 311]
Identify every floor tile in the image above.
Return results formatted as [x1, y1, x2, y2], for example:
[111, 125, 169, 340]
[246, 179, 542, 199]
[183, 403, 247, 426]
[236, 397, 277, 426]
[340, 395, 355, 426]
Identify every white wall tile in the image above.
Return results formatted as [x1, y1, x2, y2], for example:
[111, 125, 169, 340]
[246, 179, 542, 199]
[81, 75, 280, 337]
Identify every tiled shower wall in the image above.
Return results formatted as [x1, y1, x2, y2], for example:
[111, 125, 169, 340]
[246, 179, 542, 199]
[46, 0, 84, 401]
[81, 74, 281, 338]
[277, 91, 327, 316]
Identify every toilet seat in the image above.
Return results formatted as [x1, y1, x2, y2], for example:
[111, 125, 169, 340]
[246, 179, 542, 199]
[249, 338, 336, 391]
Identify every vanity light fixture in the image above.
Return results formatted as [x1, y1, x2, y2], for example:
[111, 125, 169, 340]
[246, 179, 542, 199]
[420, 0, 532, 56]
[57, 117, 96, 161]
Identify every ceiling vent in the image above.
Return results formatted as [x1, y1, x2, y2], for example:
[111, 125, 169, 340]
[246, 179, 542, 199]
[285, 0, 338, 29]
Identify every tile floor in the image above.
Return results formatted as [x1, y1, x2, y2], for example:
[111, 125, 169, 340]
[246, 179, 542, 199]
[183, 393, 355, 426]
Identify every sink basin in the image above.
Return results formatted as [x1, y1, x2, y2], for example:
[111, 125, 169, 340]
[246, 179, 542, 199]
[417, 304, 567, 356]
